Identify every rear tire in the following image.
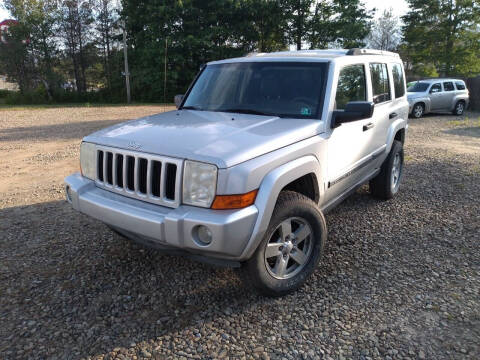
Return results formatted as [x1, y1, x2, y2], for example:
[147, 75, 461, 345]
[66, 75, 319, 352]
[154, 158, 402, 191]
[453, 101, 465, 116]
[369, 140, 404, 200]
[240, 191, 327, 297]
[412, 103, 424, 118]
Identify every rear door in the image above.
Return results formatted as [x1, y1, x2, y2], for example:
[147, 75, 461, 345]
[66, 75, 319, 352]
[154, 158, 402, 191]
[442, 81, 456, 110]
[367, 63, 393, 158]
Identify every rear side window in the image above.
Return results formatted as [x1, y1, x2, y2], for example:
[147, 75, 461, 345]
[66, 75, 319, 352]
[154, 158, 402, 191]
[370, 63, 391, 104]
[335, 64, 366, 109]
[391, 63, 405, 98]
[456, 82, 466, 90]
[443, 82, 454, 91]
[430, 83, 442, 93]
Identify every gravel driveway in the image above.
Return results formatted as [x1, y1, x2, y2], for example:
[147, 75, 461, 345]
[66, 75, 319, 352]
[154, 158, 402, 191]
[1, 107, 479, 359]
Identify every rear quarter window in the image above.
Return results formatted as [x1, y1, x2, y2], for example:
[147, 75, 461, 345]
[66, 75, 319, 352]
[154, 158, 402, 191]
[456, 82, 466, 90]
[391, 63, 405, 98]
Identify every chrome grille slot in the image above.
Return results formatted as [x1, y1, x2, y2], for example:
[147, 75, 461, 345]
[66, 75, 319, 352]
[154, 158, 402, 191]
[97, 151, 104, 182]
[126, 156, 135, 191]
[151, 161, 162, 197]
[106, 152, 113, 185]
[115, 154, 124, 188]
[165, 163, 177, 200]
[138, 158, 148, 194]
[94, 145, 183, 208]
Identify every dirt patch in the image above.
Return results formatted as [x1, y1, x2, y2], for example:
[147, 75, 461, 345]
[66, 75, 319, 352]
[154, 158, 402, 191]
[0, 108, 479, 359]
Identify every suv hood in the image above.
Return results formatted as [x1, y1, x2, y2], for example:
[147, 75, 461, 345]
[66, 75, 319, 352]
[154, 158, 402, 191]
[83, 110, 322, 168]
[407, 92, 427, 100]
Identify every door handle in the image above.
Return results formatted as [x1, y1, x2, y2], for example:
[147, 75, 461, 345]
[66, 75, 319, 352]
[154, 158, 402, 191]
[389, 112, 398, 119]
[363, 122, 374, 131]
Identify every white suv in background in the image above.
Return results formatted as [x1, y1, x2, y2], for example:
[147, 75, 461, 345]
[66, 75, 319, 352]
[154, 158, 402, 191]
[407, 79, 470, 118]
[65, 49, 409, 296]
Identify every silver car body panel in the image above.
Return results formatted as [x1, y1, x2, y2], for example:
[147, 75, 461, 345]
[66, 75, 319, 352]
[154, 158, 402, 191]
[66, 49, 410, 262]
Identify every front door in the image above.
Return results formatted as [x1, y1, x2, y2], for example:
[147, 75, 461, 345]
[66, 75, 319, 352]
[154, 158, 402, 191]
[325, 63, 373, 203]
[429, 83, 443, 110]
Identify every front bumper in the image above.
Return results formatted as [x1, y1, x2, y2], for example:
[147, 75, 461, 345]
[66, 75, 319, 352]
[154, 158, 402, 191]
[65, 173, 258, 260]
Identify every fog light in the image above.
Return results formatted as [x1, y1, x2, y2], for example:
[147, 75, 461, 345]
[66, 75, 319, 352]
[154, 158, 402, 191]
[194, 225, 212, 246]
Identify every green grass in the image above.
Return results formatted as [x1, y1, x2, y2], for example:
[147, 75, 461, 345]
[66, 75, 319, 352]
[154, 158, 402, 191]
[0, 102, 175, 111]
[447, 116, 480, 127]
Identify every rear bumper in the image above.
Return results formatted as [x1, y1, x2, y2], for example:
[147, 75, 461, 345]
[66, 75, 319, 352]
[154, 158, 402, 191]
[65, 173, 258, 260]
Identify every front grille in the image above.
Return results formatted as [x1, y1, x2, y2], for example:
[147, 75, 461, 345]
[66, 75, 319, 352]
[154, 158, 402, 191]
[95, 146, 183, 208]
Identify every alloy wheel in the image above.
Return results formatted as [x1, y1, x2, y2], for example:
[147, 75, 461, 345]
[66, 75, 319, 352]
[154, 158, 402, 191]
[264, 217, 313, 280]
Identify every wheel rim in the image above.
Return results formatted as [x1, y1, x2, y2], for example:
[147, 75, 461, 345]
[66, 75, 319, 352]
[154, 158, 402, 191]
[391, 152, 402, 190]
[414, 105, 423, 118]
[264, 217, 313, 280]
[456, 103, 464, 114]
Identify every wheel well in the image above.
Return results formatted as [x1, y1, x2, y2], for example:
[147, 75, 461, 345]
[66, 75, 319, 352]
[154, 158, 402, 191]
[281, 173, 319, 203]
[414, 102, 425, 109]
[394, 128, 405, 144]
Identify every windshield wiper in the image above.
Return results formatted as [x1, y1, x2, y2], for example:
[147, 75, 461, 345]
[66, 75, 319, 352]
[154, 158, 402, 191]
[217, 108, 278, 116]
[181, 105, 203, 111]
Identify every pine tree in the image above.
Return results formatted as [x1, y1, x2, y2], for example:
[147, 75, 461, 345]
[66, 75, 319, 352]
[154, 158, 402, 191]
[402, 0, 480, 77]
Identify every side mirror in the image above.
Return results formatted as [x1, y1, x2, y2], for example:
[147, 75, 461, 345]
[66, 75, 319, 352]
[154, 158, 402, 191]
[430, 88, 439, 94]
[174, 94, 184, 109]
[331, 101, 375, 128]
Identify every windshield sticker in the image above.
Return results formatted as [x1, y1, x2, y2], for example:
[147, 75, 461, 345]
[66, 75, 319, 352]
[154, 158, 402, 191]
[301, 107, 312, 116]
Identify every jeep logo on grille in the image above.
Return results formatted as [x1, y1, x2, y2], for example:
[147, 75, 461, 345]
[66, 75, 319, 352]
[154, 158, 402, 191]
[127, 141, 142, 150]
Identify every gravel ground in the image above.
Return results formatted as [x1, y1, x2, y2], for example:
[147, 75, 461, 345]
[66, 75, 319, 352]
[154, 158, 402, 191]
[0, 107, 479, 359]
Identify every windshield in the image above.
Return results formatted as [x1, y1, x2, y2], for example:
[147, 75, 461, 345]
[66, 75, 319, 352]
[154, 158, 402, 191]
[407, 82, 429, 92]
[182, 62, 328, 118]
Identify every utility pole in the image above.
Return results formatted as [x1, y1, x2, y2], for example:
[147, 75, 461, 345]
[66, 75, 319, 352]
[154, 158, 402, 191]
[163, 38, 168, 111]
[122, 20, 131, 104]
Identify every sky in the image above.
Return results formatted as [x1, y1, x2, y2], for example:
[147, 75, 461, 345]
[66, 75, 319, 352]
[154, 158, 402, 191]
[0, 0, 410, 23]
[364, 0, 410, 18]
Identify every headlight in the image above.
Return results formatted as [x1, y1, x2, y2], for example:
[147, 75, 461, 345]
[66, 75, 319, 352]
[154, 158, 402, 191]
[80, 142, 96, 180]
[183, 160, 217, 208]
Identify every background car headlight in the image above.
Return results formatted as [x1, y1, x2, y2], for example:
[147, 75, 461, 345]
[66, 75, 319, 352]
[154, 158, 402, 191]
[183, 160, 217, 208]
[80, 142, 96, 180]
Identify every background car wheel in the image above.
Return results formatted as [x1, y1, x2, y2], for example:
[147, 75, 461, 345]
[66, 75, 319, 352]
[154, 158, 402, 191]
[240, 191, 327, 297]
[369, 140, 404, 200]
[453, 101, 465, 115]
[412, 103, 424, 118]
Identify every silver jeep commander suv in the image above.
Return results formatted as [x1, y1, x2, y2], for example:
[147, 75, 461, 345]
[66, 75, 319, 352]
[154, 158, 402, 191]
[65, 49, 409, 296]
[407, 78, 470, 118]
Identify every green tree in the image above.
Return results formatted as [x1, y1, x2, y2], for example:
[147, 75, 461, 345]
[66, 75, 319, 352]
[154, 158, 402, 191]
[58, 0, 94, 93]
[282, 0, 315, 50]
[309, 0, 372, 49]
[2, 0, 60, 97]
[330, 0, 372, 48]
[402, 0, 480, 77]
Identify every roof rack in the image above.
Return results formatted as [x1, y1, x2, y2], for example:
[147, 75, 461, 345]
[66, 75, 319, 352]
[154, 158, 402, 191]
[346, 48, 400, 57]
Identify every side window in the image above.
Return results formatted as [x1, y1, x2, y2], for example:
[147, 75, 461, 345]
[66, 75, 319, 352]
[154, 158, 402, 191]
[369, 63, 391, 104]
[335, 64, 366, 109]
[430, 83, 442, 93]
[455, 82, 466, 90]
[443, 82, 454, 91]
[391, 63, 405, 98]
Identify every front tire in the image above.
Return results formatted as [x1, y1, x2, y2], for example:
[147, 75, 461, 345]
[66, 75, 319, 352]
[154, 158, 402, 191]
[369, 140, 404, 200]
[241, 191, 327, 297]
[412, 103, 424, 118]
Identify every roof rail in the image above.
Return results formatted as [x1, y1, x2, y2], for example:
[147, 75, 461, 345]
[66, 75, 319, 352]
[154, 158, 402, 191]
[346, 48, 400, 57]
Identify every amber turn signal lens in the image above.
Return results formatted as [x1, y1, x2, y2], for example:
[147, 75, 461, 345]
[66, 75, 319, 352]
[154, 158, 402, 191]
[211, 189, 258, 210]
